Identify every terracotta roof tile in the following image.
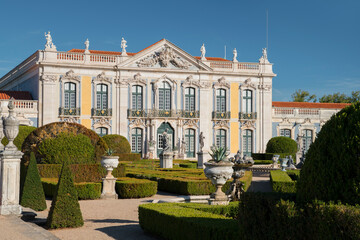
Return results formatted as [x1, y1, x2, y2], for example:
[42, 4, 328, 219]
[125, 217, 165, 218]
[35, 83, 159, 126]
[194, 56, 230, 62]
[272, 101, 351, 109]
[0, 91, 33, 100]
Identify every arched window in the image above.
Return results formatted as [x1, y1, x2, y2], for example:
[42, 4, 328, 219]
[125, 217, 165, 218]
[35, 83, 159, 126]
[242, 90, 252, 113]
[132, 85, 143, 110]
[280, 129, 291, 138]
[243, 129, 253, 156]
[159, 82, 171, 110]
[216, 88, 226, 112]
[303, 129, 313, 152]
[216, 129, 226, 148]
[185, 87, 195, 111]
[96, 84, 108, 109]
[131, 128, 143, 154]
[185, 128, 195, 157]
[64, 82, 76, 109]
[96, 127, 108, 137]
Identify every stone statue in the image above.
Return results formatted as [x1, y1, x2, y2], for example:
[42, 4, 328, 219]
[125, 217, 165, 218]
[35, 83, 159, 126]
[262, 48, 268, 59]
[162, 129, 171, 152]
[180, 137, 186, 155]
[200, 44, 206, 60]
[234, 150, 241, 163]
[84, 38, 90, 52]
[287, 155, 296, 169]
[44, 31, 56, 50]
[199, 132, 205, 152]
[233, 48, 238, 62]
[121, 37, 128, 56]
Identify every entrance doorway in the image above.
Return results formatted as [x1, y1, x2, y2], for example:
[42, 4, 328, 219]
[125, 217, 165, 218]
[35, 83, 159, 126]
[157, 122, 174, 157]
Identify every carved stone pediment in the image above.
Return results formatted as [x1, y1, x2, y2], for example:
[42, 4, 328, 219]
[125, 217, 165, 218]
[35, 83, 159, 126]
[214, 120, 229, 129]
[93, 117, 111, 127]
[258, 83, 271, 91]
[61, 117, 79, 123]
[153, 75, 177, 91]
[240, 78, 256, 89]
[303, 118, 311, 124]
[182, 75, 201, 88]
[130, 73, 147, 85]
[41, 74, 58, 82]
[129, 118, 146, 128]
[62, 70, 80, 82]
[213, 77, 230, 89]
[241, 120, 255, 129]
[183, 119, 198, 128]
[93, 71, 111, 83]
[136, 46, 192, 69]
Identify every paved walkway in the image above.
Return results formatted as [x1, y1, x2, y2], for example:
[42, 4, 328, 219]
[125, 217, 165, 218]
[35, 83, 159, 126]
[0, 173, 272, 240]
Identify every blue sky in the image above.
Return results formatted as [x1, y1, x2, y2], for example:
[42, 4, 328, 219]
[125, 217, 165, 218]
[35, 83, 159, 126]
[0, 0, 359, 101]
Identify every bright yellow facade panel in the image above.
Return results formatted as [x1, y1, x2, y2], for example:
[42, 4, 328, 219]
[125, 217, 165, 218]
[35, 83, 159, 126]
[230, 122, 239, 153]
[81, 119, 91, 129]
[230, 83, 238, 119]
[81, 76, 92, 116]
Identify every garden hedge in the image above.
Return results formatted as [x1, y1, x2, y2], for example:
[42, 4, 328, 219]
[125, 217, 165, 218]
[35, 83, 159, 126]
[37, 163, 126, 182]
[42, 178, 102, 200]
[1, 125, 36, 150]
[38, 132, 95, 164]
[116, 177, 157, 198]
[114, 153, 141, 161]
[238, 192, 360, 240]
[21, 122, 108, 164]
[102, 134, 131, 154]
[297, 103, 360, 205]
[270, 170, 297, 193]
[265, 136, 298, 154]
[252, 153, 296, 162]
[139, 203, 239, 240]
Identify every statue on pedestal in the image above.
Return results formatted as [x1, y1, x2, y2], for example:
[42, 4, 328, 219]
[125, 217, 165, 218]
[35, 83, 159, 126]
[233, 48, 238, 62]
[199, 132, 205, 152]
[84, 38, 90, 53]
[162, 129, 171, 153]
[121, 37, 128, 56]
[44, 31, 56, 51]
[200, 44, 206, 60]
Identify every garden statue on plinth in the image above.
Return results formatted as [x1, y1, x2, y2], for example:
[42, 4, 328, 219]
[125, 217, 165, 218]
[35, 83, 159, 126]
[226, 150, 254, 201]
[178, 137, 186, 159]
[146, 139, 156, 159]
[197, 132, 205, 168]
[0, 99, 24, 215]
[272, 154, 280, 168]
[159, 129, 173, 168]
[280, 157, 289, 172]
[287, 155, 296, 169]
[100, 149, 119, 199]
[204, 145, 233, 205]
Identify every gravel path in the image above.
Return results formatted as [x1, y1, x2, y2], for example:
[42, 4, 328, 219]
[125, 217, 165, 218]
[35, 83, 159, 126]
[35, 192, 178, 240]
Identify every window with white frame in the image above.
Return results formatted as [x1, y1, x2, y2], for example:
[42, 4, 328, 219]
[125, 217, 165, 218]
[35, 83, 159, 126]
[96, 127, 108, 137]
[243, 129, 253, 156]
[132, 85, 143, 110]
[96, 84, 108, 109]
[280, 129, 291, 138]
[216, 88, 226, 112]
[64, 82, 76, 108]
[302, 129, 313, 152]
[185, 87, 195, 111]
[131, 128, 143, 153]
[159, 82, 171, 110]
[242, 89, 252, 113]
[216, 129, 226, 148]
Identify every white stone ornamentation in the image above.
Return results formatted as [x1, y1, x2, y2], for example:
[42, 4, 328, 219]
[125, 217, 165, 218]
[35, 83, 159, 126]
[200, 43, 206, 61]
[62, 70, 80, 82]
[94, 72, 111, 83]
[258, 83, 271, 91]
[241, 120, 255, 129]
[121, 37, 128, 56]
[233, 48, 238, 62]
[84, 38, 90, 54]
[259, 48, 270, 63]
[44, 31, 57, 51]
[214, 120, 229, 129]
[214, 77, 230, 89]
[41, 74, 58, 83]
[240, 78, 256, 90]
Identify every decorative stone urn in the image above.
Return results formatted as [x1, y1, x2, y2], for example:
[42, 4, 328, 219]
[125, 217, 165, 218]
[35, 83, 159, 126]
[3, 100, 19, 151]
[100, 155, 119, 199]
[204, 161, 234, 205]
[280, 158, 288, 172]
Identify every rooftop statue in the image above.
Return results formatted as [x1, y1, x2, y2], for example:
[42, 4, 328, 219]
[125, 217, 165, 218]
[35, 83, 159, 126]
[233, 48, 238, 62]
[84, 38, 90, 53]
[121, 37, 128, 56]
[262, 48, 268, 59]
[200, 43, 206, 60]
[44, 31, 56, 51]
[199, 132, 205, 152]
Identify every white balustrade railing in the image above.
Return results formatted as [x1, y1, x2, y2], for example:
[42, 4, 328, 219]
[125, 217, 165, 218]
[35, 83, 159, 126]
[274, 108, 294, 115]
[90, 54, 116, 63]
[298, 109, 319, 115]
[57, 52, 84, 61]
[209, 61, 260, 72]
[0, 100, 38, 113]
[237, 63, 259, 70]
[273, 107, 320, 117]
[210, 61, 233, 69]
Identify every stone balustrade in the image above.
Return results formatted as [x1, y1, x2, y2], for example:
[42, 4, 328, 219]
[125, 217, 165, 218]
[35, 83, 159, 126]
[127, 109, 200, 119]
[239, 112, 257, 120]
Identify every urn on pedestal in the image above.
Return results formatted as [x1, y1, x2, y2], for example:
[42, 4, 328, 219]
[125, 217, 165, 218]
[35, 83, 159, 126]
[100, 149, 119, 199]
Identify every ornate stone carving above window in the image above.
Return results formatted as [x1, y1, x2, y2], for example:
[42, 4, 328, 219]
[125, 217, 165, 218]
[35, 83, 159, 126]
[129, 118, 146, 128]
[136, 46, 191, 69]
[60, 117, 79, 123]
[182, 75, 200, 88]
[214, 120, 229, 129]
[240, 78, 256, 90]
[130, 73, 147, 85]
[258, 83, 271, 91]
[183, 119, 199, 128]
[61, 70, 80, 82]
[93, 117, 111, 127]
[213, 77, 230, 89]
[240, 120, 256, 129]
[93, 71, 111, 84]
[41, 74, 58, 82]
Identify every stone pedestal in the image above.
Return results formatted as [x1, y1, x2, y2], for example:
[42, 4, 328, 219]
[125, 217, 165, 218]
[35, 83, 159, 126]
[197, 152, 204, 169]
[101, 177, 118, 199]
[0, 150, 23, 215]
[160, 152, 173, 168]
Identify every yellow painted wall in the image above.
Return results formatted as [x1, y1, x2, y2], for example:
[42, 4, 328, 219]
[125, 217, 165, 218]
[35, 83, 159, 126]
[230, 83, 239, 118]
[230, 122, 239, 153]
[81, 119, 92, 129]
[230, 83, 239, 153]
[81, 76, 92, 116]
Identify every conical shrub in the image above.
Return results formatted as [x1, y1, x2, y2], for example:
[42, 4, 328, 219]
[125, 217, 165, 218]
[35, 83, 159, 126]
[20, 152, 47, 211]
[46, 161, 83, 229]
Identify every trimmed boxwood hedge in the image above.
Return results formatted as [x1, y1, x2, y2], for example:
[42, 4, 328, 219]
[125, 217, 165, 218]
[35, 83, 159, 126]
[266, 136, 298, 154]
[116, 177, 157, 198]
[114, 153, 141, 161]
[37, 163, 126, 183]
[139, 203, 239, 240]
[42, 178, 102, 200]
[102, 134, 131, 154]
[22, 122, 108, 164]
[238, 192, 360, 240]
[270, 170, 297, 193]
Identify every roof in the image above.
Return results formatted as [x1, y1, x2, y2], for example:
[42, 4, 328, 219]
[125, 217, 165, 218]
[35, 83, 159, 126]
[0, 91, 33, 100]
[67, 39, 229, 61]
[272, 101, 351, 109]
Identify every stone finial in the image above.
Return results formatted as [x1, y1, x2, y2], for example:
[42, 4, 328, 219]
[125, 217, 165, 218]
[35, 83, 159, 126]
[84, 38, 90, 54]
[3, 98, 19, 151]
[44, 31, 57, 51]
[121, 37, 128, 56]
[200, 43, 206, 61]
[233, 48, 238, 62]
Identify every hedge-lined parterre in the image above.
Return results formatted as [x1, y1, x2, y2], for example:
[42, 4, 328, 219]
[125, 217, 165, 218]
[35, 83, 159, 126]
[116, 177, 157, 198]
[270, 170, 297, 193]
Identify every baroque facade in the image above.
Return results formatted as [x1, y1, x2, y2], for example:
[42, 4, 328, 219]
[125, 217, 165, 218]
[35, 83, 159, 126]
[1, 34, 349, 161]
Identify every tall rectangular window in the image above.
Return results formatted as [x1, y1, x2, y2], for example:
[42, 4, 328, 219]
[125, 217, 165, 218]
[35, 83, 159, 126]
[159, 82, 171, 110]
[303, 129, 313, 152]
[96, 84, 108, 109]
[185, 87, 195, 111]
[216, 129, 226, 148]
[243, 129, 253, 156]
[64, 82, 76, 108]
[242, 90, 252, 113]
[216, 89, 226, 112]
[132, 85, 143, 110]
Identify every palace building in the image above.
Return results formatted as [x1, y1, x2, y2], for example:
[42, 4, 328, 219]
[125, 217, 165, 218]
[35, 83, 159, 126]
[0, 34, 348, 161]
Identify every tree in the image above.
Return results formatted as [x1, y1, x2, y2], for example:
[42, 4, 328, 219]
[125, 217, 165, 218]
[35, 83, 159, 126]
[20, 152, 47, 211]
[291, 89, 317, 102]
[319, 91, 360, 103]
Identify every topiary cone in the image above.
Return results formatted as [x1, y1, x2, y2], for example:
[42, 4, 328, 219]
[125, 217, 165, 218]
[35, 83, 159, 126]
[46, 161, 84, 229]
[20, 152, 47, 211]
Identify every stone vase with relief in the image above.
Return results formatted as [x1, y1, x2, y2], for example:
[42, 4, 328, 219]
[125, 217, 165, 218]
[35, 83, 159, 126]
[101, 156, 119, 178]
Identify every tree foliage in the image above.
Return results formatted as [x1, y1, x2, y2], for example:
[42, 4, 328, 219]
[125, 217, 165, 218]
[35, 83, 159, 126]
[102, 134, 131, 154]
[265, 136, 298, 154]
[319, 90, 360, 103]
[291, 89, 317, 102]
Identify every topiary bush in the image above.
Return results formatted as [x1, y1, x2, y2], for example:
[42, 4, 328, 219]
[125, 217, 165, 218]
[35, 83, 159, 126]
[46, 162, 84, 229]
[297, 103, 360, 205]
[37, 132, 95, 164]
[102, 134, 131, 154]
[20, 152, 47, 211]
[1, 125, 36, 150]
[265, 136, 298, 154]
[22, 122, 107, 164]
[116, 178, 157, 198]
